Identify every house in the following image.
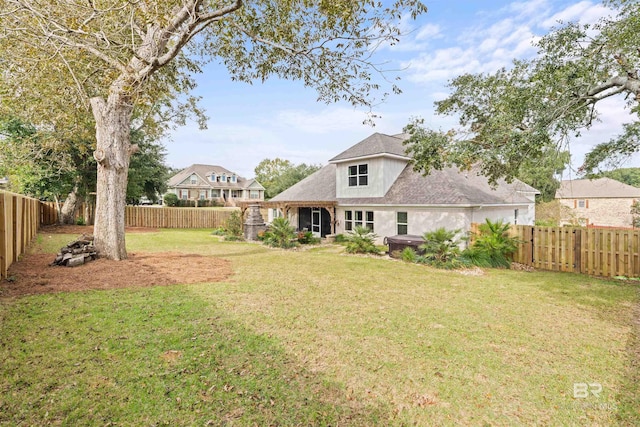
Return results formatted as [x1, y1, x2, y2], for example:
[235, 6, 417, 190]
[266, 132, 538, 242]
[555, 177, 640, 228]
[167, 164, 265, 206]
[0, 177, 8, 190]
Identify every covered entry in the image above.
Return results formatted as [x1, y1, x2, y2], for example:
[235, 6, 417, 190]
[298, 207, 333, 237]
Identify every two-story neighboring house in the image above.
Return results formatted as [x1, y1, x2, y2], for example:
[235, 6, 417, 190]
[267, 133, 538, 241]
[167, 164, 265, 206]
[555, 177, 640, 227]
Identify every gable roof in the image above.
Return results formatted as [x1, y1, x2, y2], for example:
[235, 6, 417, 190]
[329, 133, 409, 163]
[168, 164, 258, 189]
[556, 177, 640, 199]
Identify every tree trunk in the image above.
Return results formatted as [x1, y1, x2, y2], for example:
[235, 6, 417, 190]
[59, 183, 81, 225]
[90, 85, 134, 260]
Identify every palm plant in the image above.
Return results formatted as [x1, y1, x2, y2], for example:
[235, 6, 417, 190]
[345, 226, 380, 254]
[464, 219, 520, 268]
[264, 217, 298, 249]
[420, 227, 462, 263]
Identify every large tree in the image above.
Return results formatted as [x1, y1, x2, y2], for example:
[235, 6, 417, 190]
[404, 0, 639, 185]
[254, 158, 320, 199]
[0, 0, 427, 260]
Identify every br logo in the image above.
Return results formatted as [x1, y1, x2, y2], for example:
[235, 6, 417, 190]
[573, 383, 602, 398]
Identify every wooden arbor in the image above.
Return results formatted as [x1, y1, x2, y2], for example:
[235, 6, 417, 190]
[236, 201, 337, 235]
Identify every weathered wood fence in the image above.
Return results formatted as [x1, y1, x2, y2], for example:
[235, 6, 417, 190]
[508, 225, 640, 278]
[40, 202, 94, 225]
[0, 191, 40, 280]
[125, 206, 235, 228]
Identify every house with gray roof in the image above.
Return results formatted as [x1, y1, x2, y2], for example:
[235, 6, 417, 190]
[167, 164, 265, 206]
[267, 132, 539, 242]
[556, 177, 640, 227]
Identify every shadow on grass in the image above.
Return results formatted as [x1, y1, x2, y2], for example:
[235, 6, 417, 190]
[616, 298, 640, 424]
[0, 286, 390, 426]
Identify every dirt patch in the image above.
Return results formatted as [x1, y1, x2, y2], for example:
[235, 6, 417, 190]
[39, 225, 159, 234]
[2, 252, 233, 299]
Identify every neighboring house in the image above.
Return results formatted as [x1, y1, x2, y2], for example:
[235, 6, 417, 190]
[167, 164, 265, 206]
[555, 177, 640, 228]
[266, 132, 539, 242]
[0, 177, 8, 190]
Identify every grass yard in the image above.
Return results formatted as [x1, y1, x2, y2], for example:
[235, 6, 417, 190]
[1, 228, 639, 425]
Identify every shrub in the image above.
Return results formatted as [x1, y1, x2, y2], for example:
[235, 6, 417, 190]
[264, 217, 298, 249]
[224, 211, 244, 240]
[420, 227, 462, 263]
[297, 231, 321, 245]
[75, 217, 86, 226]
[334, 234, 347, 243]
[400, 247, 417, 262]
[464, 219, 521, 268]
[163, 193, 179, 207]
[345, 226, 380, 255]
[211, 227, 226, 236]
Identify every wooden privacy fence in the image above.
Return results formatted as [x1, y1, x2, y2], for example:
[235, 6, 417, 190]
[1, 191, 40, 280]
[125, 206, 235, 228]
[40, 202, 95, 226]
[509, 225, 640, 278]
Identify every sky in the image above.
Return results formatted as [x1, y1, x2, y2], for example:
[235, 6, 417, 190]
[162, 0, 638, 180]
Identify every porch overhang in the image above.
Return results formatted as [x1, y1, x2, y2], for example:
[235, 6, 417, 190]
[237, 200, 338, 234]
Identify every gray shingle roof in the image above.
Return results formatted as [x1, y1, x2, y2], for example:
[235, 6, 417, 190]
[556, 178, 640, 199]
[329, 133, 409, 162]
[270, 164, 337, 202]
[271, 163, 536, 206]
[337, 165, 536, 206]
[168, 164, 263, 190]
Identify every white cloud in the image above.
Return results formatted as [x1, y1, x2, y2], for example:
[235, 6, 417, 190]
[274, 108, 374, 134]
[541, 1, 610, 29]
[416, 23, 443, 41]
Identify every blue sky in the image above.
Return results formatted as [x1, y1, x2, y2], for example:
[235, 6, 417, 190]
[163, 0, 637, 179]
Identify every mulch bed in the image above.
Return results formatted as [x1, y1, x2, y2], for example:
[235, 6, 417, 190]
[2, 251, 233, 299]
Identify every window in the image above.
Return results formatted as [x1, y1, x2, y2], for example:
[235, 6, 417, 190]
[345, 211, 353, 231]
[211, 189, 220, 198]
[199, 191, 206, 200]
[397, 212, 408, 235]
[272, 208, 282, 219]
[231, 190, 240, 198]
[348, 164, 368, 186]
[577, 199, 587, 208]
[190, 174, 197, 185]
[209, 173, 216, 182]
[230, 175, 237, 183]
[250, 190, 260, 199]
[345, 210, 374, 231]
[220, 174, 227, 182]
[180, 189, 189, 200]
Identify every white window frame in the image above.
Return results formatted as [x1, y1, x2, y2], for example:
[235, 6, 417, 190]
[220, 174, 227, 182]
[345, 210, 374, 231]
[250, 190, 260, 199]
[190, 174, 197, 185]
[199, 190, 206, 200]
[180, 189, 189, 200]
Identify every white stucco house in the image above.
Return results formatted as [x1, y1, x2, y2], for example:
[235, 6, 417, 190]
[266, 132, 539, 242]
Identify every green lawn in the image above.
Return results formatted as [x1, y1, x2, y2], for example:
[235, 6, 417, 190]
[1, 228, 638, 425]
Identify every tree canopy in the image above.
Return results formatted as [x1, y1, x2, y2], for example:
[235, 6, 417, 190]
[404, 0, 640, 185]
[0, 0, 427, 259]
[254, 158, 321, 199]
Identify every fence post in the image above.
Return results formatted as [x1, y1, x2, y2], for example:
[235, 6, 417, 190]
[573, 229, 581, 273]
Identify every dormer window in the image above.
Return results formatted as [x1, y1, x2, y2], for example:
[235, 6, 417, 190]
[220, 173, 227, 182]
[190, 174, 197, 185]
[348, 164, 368, 186]
[209, 173, 216, 182]
[230, 174, 237, 183]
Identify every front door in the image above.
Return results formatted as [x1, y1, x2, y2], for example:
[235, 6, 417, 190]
[311, 208, 321, 237]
